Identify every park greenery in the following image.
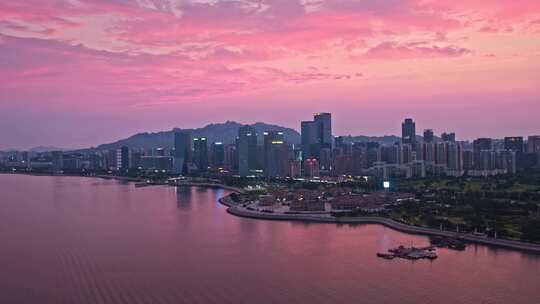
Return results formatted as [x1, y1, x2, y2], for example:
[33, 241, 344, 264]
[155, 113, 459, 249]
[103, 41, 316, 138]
[392, 171, 540, 243]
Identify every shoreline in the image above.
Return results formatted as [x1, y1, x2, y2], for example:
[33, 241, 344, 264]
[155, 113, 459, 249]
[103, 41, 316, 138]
[0, 172, 242, 192]
[1, 171, 147, 182]
[219, 195, 540, 254]
[3, 172, 539, 254]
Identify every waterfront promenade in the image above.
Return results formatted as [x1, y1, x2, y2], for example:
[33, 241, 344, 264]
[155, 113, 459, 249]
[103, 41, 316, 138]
[219, 195, 540, 254]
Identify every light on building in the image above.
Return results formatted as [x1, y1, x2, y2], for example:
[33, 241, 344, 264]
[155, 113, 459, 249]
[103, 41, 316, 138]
[383, 181, 390, 189]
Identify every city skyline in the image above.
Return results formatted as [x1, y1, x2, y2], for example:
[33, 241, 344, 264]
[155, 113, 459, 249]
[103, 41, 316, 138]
[1, 1, 540, 149]
[4, 114, 538, 179]
[2, 115, 540, 151]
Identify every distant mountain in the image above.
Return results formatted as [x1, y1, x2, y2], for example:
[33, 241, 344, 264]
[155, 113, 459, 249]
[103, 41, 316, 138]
[95, 121, 302, 150]
[29, 146, 70, 153]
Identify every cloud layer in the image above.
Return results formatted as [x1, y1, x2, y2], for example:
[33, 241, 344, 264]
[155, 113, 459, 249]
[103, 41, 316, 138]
[1, 0, 539, 148]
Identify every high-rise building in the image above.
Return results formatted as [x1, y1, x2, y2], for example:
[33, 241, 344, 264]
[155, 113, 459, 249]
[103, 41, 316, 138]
[140, 156, 174, 171]
[264, 131, 284, 168]
[366, 142, 380, 168]
[51, 151, 63, 170]
[436, 142, 447, 166]
[441, 132, 456, 142]
[423, 142, 436, 163]
[401, 118, 416, 145]
[264, 131, 288, 177]
[132, 151, 143, 169]
[500, 151, 517, 174]
[314, 112, 332, 150]
[473, 138, 492, 170]
[193, 137, 209, 171]
[423, 129, 434, 143]
[105, 149, 117, 170]
[173, 130, 192, 174]
[400, 144, 413, 164]
[504, 137, 524, 153]
[211, 142, 225, 168]
[301, 121, 317, 159]
[527, 136, 540, 153]
[224, 144, 237, 171]
[411, 160, 426, 178]
[334, 136, 346, 149]
[462, 150, 474, 171]
[380, 144, 399, 164]
[237, 125, 258, 176]
[302, 113, 332, 160]
[116, 146, 130, 171]
[446, 142, 463, 173]
[473, 138, 492, 151]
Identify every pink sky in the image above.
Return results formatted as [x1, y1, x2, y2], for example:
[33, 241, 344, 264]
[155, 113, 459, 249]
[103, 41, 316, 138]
[1, 0, 539, 149]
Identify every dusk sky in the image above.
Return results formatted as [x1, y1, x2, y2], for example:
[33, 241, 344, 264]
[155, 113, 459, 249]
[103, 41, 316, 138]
[1, 0, 539, 149]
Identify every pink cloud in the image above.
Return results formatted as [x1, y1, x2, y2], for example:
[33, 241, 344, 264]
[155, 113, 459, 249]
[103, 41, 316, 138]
[0, 0, 539, 148]
[360, 41, 471, 60]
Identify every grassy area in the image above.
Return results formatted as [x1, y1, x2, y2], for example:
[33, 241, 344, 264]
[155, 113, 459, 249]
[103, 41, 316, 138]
[391, 173, 540, 243]
[397, 178, 540, 193]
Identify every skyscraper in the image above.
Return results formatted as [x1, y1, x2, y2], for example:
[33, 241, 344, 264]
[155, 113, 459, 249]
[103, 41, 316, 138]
[423, 129, 434, 143]
[441, 132, 456, 142]
[264, 131, 288, 177]
[173, 130, 192, 174]
[237, 125, 258, 176]
[302, 112, 332, 160]
[264, 131, 284, 168]
[211, 142, 225, 168]
[401, 118, 416, 145]
[301, 120, 317, 159]
[314, 112, 332, 150]
[193, 137, 209, 171]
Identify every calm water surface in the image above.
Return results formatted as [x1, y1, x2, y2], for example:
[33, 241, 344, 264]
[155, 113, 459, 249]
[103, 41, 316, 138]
[0, 174, 539, 304]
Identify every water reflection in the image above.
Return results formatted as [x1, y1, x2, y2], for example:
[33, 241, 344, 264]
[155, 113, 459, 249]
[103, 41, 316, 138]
[175, 186, 193, 210]
[0, 174, 538, 304]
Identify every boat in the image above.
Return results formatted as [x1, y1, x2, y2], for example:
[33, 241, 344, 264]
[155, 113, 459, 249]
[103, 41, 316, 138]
[382, 245, 438, 261]
[376, 253, 395, 259]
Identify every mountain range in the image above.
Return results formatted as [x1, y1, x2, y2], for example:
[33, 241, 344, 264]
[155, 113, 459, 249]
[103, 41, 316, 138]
[93, 121, 430, 151]
[94, 121, 301, 151]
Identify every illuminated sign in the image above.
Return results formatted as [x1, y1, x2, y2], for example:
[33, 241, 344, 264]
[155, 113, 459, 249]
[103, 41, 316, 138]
[383, 181, 390, 189]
